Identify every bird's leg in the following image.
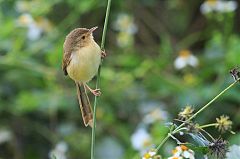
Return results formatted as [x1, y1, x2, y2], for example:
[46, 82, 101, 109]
[84, 84, 101, 96]
[101, 50, 107, 58]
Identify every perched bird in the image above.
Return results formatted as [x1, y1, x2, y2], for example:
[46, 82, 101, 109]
[62, 26, 106, 127]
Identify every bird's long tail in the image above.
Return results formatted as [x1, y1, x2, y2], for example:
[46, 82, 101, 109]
[75, 82, 93, 127]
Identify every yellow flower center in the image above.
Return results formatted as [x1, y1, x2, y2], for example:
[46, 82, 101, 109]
[172, 149, 178, 154]
[143, 153, 151, 159]
[180, 145, 188, 151]
[179, 50, 191, 58]
[206, 0, 217, 6]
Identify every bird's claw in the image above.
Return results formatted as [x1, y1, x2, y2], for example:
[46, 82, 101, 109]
[91, 88, 101, 96]
[101, 50, 107, 58]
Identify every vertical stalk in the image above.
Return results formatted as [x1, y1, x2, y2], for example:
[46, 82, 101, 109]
[91, 0, 112, 159]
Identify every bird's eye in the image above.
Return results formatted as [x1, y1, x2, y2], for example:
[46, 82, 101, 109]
[82, 36, 85, 40]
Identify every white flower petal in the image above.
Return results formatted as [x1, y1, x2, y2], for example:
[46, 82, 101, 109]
[201, 0, 238, 14]
[183, 150, 191, 158]
[174, 57, 188, 69]
[131, 128, 151, 151]
[224, 1, 238, 12]
[27, 23, 42, 41]
[49, 141, 68, 159]
[200, 2, 213, 14]
[188, 55, 198, 67]
[148, 150, 156, 156]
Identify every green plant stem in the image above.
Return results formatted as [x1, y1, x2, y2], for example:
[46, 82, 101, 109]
[173, 80, 238, 134]
[199, 123, 218, 129]
[156, 80, 238, 151]
[199, 128, 215, 141]
[91, 0, 111, 159]
[156, 134, 171, 151]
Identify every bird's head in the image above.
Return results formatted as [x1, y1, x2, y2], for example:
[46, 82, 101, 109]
[68, 26, 98, 48]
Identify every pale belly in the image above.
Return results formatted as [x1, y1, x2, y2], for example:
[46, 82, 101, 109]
[67, 43, 101, 83]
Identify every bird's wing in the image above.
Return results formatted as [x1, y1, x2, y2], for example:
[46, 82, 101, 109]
[62, 37, 74, 76]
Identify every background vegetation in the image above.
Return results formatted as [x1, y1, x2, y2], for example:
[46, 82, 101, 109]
[0, 0, 239, 159]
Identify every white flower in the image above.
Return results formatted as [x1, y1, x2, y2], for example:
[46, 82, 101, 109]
[168, 145, 195, 159]
[174, 50, 198, 70]
[27, 23, 42, 41]
[182, 149, 195, 159]
[200, 0, 238, 14]
[49, 141, 68, 159]
[17, 13, 34, 26]
[131, 127, 152, 152]
[173, 146, 183, 157]
[113, 13, 138, 34]
[113, 13, 138, 48]
[142, 149, 157, 159]
[226, 145, 240, 159]
[17, 13, 47, 41]
[143, 108, 168, 124]
[0, 129, 12, 144]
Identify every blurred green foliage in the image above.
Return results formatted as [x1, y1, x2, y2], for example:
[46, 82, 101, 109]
[0, 0, 239, 159]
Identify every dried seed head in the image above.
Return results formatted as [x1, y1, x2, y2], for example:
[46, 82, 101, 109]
[229, 67, 240, 82]
[216, 115, 232, 133]
[186, 122, 200, 134]
[208, 138, 228, 159]
[178, 106, 194, 121]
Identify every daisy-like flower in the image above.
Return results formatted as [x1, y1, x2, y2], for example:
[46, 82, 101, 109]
[17, 13, 42, 41]
[208, 138, 228, 159]
[49, 141, 68, 159]
[113, 13, 138, 34]
[142, 149, 157, 159]
[178, 106, 194, 121]
[226, 145, 240, 158]
[216, 115, 232, 133]
[17, 13, 52, 41]
[143, 108, 168, 124]
[113, 13, 138, 48]
[200, 0, 238, 14]
[168, 145, 195, 159]
[17, 13, 34, 26]
[131, 127, 152, 152]
[174, 50, 198, 70]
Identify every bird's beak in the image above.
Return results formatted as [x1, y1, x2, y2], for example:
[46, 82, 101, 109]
[89, 26, 98, 33]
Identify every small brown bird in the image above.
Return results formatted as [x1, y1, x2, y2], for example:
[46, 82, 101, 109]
[62, 26, 106, 127]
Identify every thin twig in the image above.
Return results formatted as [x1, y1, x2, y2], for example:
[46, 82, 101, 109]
[91, 0, 112, 159]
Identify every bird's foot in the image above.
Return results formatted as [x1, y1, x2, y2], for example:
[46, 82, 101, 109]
[91, 88, 101, 96]
[85, 84, 101, 96]
[101, 50, 107, 58]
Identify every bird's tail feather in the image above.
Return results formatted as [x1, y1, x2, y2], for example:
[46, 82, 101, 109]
[75, 82, 93, 127]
